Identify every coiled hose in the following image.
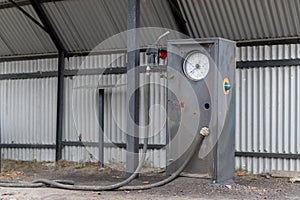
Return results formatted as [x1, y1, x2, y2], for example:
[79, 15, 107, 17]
[0, 136, 148, 190]
[0, 133, 206, 191]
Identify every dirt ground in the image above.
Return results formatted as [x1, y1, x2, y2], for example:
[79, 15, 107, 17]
[0, 160, 299, 200]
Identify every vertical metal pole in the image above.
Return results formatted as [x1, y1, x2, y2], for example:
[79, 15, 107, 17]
[55, 51, 65, 161]
[126, 0, 140, 177]
[98, 89, 105, 167]
[0, 125, 2, 173]
[30, 0, 66, 162]
[144, 71, 150, 151]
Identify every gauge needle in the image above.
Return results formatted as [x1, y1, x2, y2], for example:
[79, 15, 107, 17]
[189, 64, 201, 74]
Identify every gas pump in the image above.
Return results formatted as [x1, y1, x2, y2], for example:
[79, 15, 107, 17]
[0, 36, 236, 191]
[166, 38, 236, 183]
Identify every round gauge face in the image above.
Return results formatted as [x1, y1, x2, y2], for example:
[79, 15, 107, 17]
[183, 51, 210, 81]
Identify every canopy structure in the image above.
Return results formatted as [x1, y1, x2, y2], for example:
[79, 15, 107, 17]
[0, 0, 300, 171]
[0, 0, 299, 58]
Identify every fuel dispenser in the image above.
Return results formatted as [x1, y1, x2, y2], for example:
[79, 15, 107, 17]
[166, 38, 236, 183]
[0, 36, 236, 191]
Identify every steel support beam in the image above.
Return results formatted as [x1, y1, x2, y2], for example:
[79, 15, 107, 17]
[0, 49, 128, 62]
[98, 89, 105, 167]
[62, 141, 165, 150]
[236, 59, 300, 68]
[235, 152, 300, 160]
[30, 0, 66, 161]
[55, 51, 65, 161]
[8, 0, 47, 32]
[30, 0, 65, 51]
[0, 66, 167, 80]
[126, 0, 140, 177]
[65, 67, 127, 76]
[237, 37, 300, 47]
[0, 144, 56, 148]
[0, 71, 58, 80]
[1, 0, 65, 9]
[0, 126, 2, 172]
[167, 0, 189, 36]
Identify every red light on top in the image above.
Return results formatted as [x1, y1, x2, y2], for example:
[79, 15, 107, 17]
[159, 50, 167, 59]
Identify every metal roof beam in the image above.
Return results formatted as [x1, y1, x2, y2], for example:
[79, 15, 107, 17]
[167, 0, 189, 36]
[8, 0, 47, 32]
[0, 0, 64, 9]
[29, 0, 65, 51]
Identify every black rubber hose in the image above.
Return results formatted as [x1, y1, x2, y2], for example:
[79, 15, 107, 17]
[33, 132, 205, 191]
[0, 180, 44, 188]
[0, 137, 148, 190]
[120, 133, 205, 190]
[0, 73, 153, 191]
[0, 179, 73, 188]
[0, 131, 206, 191]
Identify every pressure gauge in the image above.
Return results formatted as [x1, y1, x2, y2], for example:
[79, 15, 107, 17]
[183, 51, 210, 81]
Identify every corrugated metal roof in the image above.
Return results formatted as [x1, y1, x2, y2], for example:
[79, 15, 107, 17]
[41, 0, 179, 52]
[0, 4, 56, 56]
[177, 0, 300, 41]
[0, 0, 179, 56]
[0, 0, 300, 57]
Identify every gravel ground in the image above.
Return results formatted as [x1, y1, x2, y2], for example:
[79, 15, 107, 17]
[0, 160, 299, 200]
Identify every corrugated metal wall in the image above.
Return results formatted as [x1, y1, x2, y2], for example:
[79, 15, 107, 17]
[0, 53, 167, 168]
[0, 75, 57, 161]
[236, 44, 300, 173]
[1, 44, 300, 171]
[63, 53, 166, 167]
